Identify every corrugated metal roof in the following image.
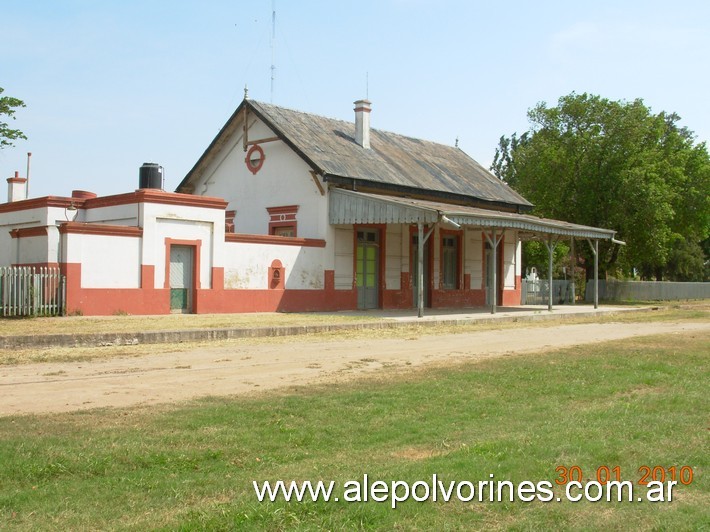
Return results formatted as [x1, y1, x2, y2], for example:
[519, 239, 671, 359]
[329, 189, 616, 240]
[178, 99, 532, 210]
[248, 100, 532, 209]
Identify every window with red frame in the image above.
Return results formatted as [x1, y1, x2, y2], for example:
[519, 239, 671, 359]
[267, 205, 299, 237]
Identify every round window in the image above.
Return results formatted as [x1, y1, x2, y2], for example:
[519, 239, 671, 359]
[245, 144, 265, 174]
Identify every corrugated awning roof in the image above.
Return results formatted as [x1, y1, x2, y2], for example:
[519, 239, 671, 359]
[329, 189, 616, 240]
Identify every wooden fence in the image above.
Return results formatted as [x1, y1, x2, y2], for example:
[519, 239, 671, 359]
[0, 266, 65, 317]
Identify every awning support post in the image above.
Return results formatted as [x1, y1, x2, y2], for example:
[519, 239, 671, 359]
[416, 222, 435, 318]
[484, 228, 504, 314]
[417, 222, 424, 318]
[491, 228, 497, 314]
[586, 238, 599, 309]
[543, 235, 558, 312]
[569, 237, 575, 305]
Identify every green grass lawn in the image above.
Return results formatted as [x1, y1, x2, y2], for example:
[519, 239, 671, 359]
[0, 331, 707, 530]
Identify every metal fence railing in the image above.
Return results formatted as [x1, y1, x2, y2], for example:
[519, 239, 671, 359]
[521, 279, 573, 305]
[585, 280, 710, 302]
[0, 266, 66, 317]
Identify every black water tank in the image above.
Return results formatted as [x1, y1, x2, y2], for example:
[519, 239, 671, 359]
[139, 163, 163, 189]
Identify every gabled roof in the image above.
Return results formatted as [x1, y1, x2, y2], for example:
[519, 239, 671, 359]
[178, 99, 533, 211]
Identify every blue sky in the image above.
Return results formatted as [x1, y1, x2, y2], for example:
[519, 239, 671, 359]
[3, 0, 709, 198]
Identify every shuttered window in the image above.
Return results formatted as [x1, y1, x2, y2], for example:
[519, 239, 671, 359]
[442, 235, 458, 289]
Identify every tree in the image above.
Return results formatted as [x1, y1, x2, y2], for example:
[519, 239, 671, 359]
[0, 87, 27, 149]
[492, 93, 710, 281]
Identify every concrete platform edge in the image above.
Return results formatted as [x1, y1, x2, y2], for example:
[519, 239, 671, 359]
[0, 307, 659, 350]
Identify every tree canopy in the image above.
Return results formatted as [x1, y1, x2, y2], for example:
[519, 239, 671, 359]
[492, 92, 710, 281]
[0, 87, 27, 150]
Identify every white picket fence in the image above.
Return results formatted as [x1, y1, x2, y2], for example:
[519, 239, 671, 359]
[0, 266, 66, 317]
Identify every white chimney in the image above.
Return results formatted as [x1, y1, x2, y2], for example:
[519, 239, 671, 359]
[7, 172, 27, 202]
[354, 99, 371, 149]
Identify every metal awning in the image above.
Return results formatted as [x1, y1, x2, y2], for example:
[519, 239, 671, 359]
[329, 188, 616, 240]
[329, 188, 618, 316]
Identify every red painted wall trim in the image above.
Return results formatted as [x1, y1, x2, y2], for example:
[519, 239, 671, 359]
[10, 226, 49, 238]
[141, 265, 155, 290]
[0, 190, 226, 215]
[266, 205, 299, 215]
[59, 222, 143, 237]
[267, 205, 299, 236]
[212, 266, 224, 291]
[502, 277, 522, 306]
[59, 268, 518, 316]
[245, 144, 266, 174]
[268, 259, 285, 290]
[0, 196, 82, 214]
[83, 189, 228, 210]
[71, 190, 97, 199]
[226, 233, 326, 247]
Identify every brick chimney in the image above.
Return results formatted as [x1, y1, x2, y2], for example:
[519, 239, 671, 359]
[6, 172, 27, 202]
[354, 99, 371, 149]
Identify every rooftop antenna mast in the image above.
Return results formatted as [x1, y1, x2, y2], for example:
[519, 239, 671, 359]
[270, 0, 276, 103]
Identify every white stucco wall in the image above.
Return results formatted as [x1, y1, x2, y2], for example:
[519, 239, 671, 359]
[333, 226, 354, 290]
[0, 207, 46, 266]
[515, 239, 522, 278]
[465, 228, 483, 289]
[191, 115, 328, 239]
[385, 225, 402, 290]
[83, 204, 139, 226]
[78, 234, 141, 288]
[15, 234, 49, 265]
[0, 206, 68, 266]
[503, 231, 517, 289]
[223, 241, 326, 290]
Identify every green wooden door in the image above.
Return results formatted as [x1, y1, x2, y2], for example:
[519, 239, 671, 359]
[356, 230, 379, 309]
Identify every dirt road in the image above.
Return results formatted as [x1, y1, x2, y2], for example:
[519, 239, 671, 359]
[1, 320, 708, 416]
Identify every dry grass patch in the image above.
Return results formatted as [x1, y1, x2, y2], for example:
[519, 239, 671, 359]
[4, 301, 708, 340]
[0, 311, 372, 337]
[0, 304, 707, 368]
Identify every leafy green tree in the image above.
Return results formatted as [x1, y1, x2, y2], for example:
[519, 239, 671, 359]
[493, 93, 710, 280]
[664, 236, 705, 282]
[0, 87, 27, 149]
